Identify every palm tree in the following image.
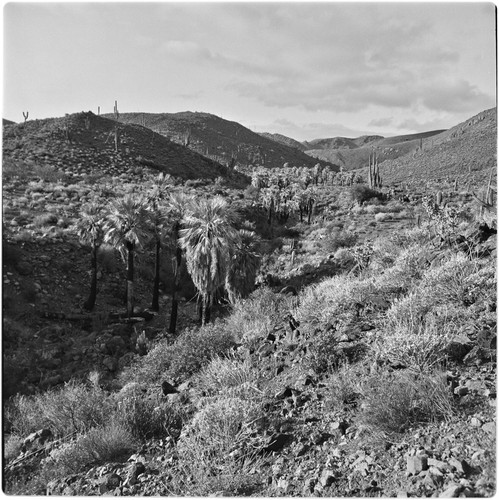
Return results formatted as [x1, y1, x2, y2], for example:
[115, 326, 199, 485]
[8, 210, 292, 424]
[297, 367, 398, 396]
[164, 191, 193, 334]
[225, 229, 261, 304]
[104, 194, 149, 318]
[147, 174, 170, 312]
[75, 203, 106, 311]
[179, 196, 239, 325]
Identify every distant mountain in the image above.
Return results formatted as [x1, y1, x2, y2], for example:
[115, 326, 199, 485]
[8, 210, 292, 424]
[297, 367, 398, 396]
[303, 135, 383, 151]
[378, 108, 496, 186]
[109, 112, 337, 171]
[2, 112, 243, 183]
[305, 130, 445, 171]
[258, 132, 308, 152]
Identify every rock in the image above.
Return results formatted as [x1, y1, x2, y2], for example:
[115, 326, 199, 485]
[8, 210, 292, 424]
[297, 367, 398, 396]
[447, 458, 473, 476]
[161, 380, 178, 395]
[481, 421, 495, 434]
[128, 462, 145, 485]
[262, 433, 293, 454]
[454, 386, 469, 397]
[407, 455, 428, 475]
[439, 484, 463, 497]
[319, 469, 337, 488]
[470, 417, 482, 427]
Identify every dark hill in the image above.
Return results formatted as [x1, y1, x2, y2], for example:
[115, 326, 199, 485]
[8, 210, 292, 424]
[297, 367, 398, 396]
[109, 111, 337, 171]
[303, 135, 383, 151]
[2, 112, 242, 183]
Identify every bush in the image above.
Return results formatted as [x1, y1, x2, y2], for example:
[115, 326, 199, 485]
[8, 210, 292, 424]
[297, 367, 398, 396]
[49, 422, 137, 474]
[373, 314, 454, 372]
[5, 380, 111, 438]
[168, 323, 238, 380]
[349, 185, 383, 204]
[33, 213, 58, 228]
[125, 322, 237, 384]
[358, 370, 453, 437]
[194, 354, 260, 400]
[4, 434, 23, 462]
[114, 386, 183, 440]
[225, 287, 293, 342]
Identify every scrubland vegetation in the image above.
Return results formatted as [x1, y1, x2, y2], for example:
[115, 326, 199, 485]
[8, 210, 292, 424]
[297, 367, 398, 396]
[2, 110, 496, 496]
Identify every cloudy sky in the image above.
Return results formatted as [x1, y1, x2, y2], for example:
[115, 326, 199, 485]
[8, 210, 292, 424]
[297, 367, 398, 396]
[3, 2, 496, 141]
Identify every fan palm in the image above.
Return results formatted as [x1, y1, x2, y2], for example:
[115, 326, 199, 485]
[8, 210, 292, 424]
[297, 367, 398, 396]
[225, 229, 261, 304]
[104, 194, 150, 317]
[75, 203, 106, 311]
[164, 191, 193, 333]
[179, 196, 239, 325]
[147, 174, 171, 311]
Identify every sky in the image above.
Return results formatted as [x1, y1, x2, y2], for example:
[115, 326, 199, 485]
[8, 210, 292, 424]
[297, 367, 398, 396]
[3, 2, 497, 141]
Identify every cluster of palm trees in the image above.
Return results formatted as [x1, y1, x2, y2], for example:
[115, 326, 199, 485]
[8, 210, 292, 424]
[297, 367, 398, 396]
[75, 175, 261, 330]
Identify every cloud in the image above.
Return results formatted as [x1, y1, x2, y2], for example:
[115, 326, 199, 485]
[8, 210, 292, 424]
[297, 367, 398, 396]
[369, 117, 394, 128]
[420, 80, 494, 113]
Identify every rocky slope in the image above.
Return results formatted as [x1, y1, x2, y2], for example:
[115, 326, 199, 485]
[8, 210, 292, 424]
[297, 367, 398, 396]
[111, 111, 336, 170]
[2, 112, 242, 183]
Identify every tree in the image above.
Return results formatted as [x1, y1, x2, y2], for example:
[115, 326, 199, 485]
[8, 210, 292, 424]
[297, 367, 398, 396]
[164, 191, 193, 334]
[146, 174, 171, 312]
[225, 229, 261, 303]
[104, 194, 149, 317]
[75, 203, 106, 311]
[179, 196, 239, 325]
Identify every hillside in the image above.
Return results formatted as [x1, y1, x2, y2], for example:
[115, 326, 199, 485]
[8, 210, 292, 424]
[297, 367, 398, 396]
[110, 112, 337, 171]
[2, 112, 242, 184]
[258, 132, 308, 152]
[377, 108, 496, 187]
[305, 130, 445, 171]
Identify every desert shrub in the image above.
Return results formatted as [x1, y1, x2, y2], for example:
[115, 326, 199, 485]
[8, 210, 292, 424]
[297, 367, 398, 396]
[368, 238, 401, 273]
[358, 370, 453, 437]
[4, 434, 23, 462]
[167, 323, 237, 380]
[374, 212, 392, 222]
[349, 185, 383, 204]
[33, 212, 58, 228]
[49, 422, 137, 474]
[179, 396, 261, 457]
[324, 362, 367, 409]
[373, 314, 454, 372]
[194, 354, 260, 400]
[333, 247, 356, 267]
[126, 322, 237, 384]
[225, 287, 293, 342]
[323, 229, 358, 253]
[114, 386, 183, 440]
[296, 275, 375, 329]
[420, 254, 494, 308]
[5, 380, 111, 438]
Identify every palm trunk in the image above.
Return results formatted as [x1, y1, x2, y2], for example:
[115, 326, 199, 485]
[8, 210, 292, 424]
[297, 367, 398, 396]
[84, 243, 98, 311]
[168, 245, 183, 334]
[151, 238, 161, 311]
[126, 241, 134, 318]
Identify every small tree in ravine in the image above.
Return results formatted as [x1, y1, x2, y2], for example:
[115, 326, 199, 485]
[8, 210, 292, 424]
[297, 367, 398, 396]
[75, 203, 107, 311]
[179, 196, 239, 325]
[104, 194, 150, 318]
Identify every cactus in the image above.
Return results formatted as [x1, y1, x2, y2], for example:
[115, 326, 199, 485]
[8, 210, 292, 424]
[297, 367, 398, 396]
[368, 150, 382, 188]
[22, 111, 29, 127]
[113, 100, 119, 152]
[436, 191, 443, 206]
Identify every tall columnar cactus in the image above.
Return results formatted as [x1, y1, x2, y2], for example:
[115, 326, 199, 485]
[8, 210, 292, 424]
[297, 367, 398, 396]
[436, 191, 443, 206]
[368, 150, 382, 188]
[22, 111, 29, 126]
[113, 100, 119, 152]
